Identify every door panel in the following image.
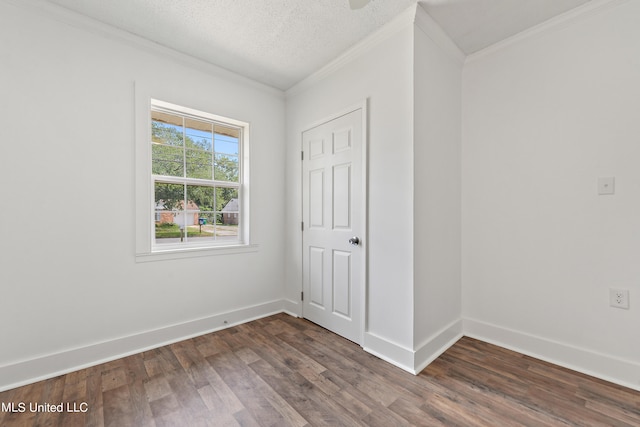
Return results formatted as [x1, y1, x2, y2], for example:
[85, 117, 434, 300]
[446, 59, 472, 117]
[332, 250, 351, 318]
[333, 164, 351, 229]
[302, 108, 363, 344]
[309, 247, 325, 308]
[309, 169, 324, 228]
[309, 138, 325, 159]
[333, 128, 351, 153]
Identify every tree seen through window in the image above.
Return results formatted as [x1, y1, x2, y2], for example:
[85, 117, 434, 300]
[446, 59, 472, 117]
[151, 108, 241, 244]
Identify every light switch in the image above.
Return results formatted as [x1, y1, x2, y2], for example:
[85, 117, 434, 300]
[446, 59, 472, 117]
[598, 177, 615, 195]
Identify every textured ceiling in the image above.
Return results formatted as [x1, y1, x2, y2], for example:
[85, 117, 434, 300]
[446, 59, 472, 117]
[420, 0, 593, 54]
[44, 0, 594, 90]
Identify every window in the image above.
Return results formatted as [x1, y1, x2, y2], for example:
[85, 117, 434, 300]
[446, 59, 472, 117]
[136, 97, 250, 258]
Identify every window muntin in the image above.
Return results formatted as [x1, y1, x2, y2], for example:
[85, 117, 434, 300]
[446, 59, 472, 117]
[150, 103, 244, 249]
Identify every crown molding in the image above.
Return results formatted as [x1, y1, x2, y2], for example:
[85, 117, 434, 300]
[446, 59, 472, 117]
[414, 3, 466, 66]
[287, 3, 466, 97]
[286, 4, 419, 97]
[466, 0, 631, 64]
[2, 0, 284, 98]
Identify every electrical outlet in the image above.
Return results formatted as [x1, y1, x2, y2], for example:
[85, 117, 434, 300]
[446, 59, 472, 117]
[598, 177, 615, 195]
[609, 288, 629, 309]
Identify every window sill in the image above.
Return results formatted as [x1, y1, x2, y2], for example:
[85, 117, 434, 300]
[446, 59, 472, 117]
[135, 243, 259, 263]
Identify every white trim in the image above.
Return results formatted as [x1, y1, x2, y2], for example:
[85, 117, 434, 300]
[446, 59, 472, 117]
[360, 100, 369, 347]
[362, 332, 415, 373]
[135, 81, 150, 256]
[152, 99, 250, 129]
[286, 4, 466, 95]
[414, 319, 464, 374]
[4, 308, 638, 392]
[136, 243, 259, 263]
[463, 318, 640, 392]
[466, 0, 630, 64]
[135, 82, 252, 258]
[363, 321, 462, 375]
[301, 101, 368, 134]
[414, 4, 465, 65]
[286, 5, 418, 97]
[283, 298, 302, 318]
[299, 100, 368, 346]
[2, 0, 283, 97]
[0, 300, 285, 393]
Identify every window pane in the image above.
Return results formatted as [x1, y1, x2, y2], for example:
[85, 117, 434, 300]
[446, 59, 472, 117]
[152, 145, 184, 177]
[155, 182, 184, 211]
[216, 187, 238, 212]
[214, 126, 239, 155]
[186, 185, 215, 211]
[187, 212, 215, 242]
[217, 186, 238, 241]
[147, 101, 246, 251]
[155, 182, 185, 244]
[151, 111, 184, 147]
[155, 217, 184, 244]
[185, 118, 213, 151]
[214, 154, 239, 182]
[186, 148, 212, 179]
[216, 223, 239, 241]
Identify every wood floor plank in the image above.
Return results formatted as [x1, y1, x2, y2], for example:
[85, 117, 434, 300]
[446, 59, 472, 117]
[84, 366, 105, 427]
[4, 382, 41, 427]
[423, 360, 570, 426]
[208, 351, 289, 426]
[1, 314, 639, 427]
[232, 408, 262, 427]
[169, 340, 210, 391]
[432, 354, 585, 425]
[165, 369, 210, 421]
[359, 406, 412, 427]
[56, 375, 89, 427]
[197, 364, 245, 415]
[247, 356, 354, 426]
[577, 379, 640, 409]
[102, 384, 136, 427]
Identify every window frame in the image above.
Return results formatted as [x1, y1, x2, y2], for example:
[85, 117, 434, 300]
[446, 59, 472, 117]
[135, 83, 254, 262]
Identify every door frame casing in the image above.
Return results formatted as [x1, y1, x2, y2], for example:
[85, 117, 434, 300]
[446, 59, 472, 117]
[300, 99, 368, 345]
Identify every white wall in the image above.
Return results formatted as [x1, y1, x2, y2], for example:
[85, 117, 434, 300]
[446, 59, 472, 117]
[413, 13, 463, 366]
[0, 0, 285, 390]
[285, 24, 416, 358]
[462, 0, 640, 389]
[4, 0, 636, 394]
[285, 7, 465, 372]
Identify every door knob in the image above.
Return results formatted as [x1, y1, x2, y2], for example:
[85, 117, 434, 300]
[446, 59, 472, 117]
[348, 236, 360, 246]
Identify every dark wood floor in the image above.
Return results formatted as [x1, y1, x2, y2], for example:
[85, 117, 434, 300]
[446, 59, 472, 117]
[1, 314, 638, 426]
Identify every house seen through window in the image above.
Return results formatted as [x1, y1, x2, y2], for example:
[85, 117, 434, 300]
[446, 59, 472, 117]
[151, 101, 244, 249]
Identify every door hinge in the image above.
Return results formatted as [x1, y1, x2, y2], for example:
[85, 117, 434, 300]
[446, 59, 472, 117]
[301, 221, 304, 231]
[301, 291, 304, 301]
[301, 151, 304, 161]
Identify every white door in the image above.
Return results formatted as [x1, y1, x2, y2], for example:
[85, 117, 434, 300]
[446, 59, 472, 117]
[302, 108, 365, 344]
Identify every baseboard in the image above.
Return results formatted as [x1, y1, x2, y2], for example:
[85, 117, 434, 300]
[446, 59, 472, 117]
[282, 298, 301, 318]
[414, 319, 464, 374]
[6, 310, 636, 393]
[0, 300, 285, 393]
[363, 331, 415, 374]
[463, 318, 640, 392]
[363, 321, 463, 375]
